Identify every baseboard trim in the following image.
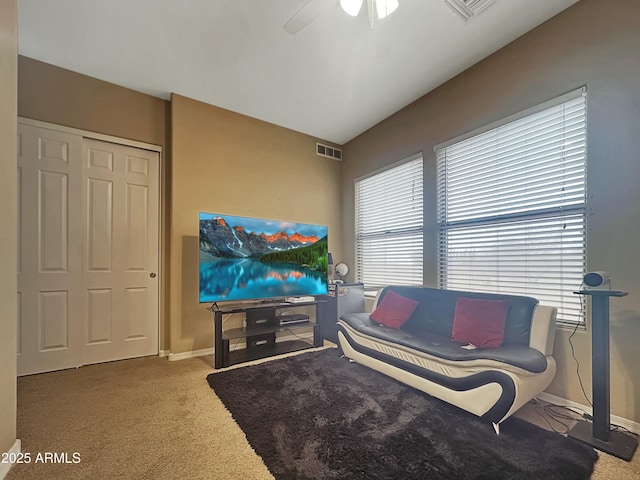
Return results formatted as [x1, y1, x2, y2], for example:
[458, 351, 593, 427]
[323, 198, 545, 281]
[0, 439, 21, 480]
[166, 333, 316, 362]
[158, 350, 170, 358]
[167, 335, 317, 363]
[537, 392, 640, 435]
[168, 348, 214, 361]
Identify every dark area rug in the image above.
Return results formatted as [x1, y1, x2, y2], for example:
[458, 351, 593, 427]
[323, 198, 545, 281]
[207, 348, 598, 480]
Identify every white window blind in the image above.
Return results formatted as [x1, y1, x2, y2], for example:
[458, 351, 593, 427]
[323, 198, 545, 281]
[355, 155, 423, 287]
[437, 90, 587, 325]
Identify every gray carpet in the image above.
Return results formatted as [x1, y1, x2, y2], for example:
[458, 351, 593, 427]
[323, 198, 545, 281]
[207, 348, 598, 480]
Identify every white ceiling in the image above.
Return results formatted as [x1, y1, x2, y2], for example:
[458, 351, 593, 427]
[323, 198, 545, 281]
[17, 0, 579, 145]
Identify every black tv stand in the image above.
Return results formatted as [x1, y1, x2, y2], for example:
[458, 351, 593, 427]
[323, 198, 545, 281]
[569, 290, 638, 461]
[211, 300, 325, 369]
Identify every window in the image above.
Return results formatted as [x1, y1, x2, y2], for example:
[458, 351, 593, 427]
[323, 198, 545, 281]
[355, 154, 423, 287]
[436, 89, 587, 325]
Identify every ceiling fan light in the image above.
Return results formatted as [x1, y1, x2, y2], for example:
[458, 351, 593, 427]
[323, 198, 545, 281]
[376, 0, 399, 19]
[340, 0, 363, 17]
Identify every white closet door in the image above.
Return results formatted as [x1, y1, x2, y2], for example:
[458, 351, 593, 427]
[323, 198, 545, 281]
[17, 122, 160, 375]
[17, 125, 84, 375]
[83, 138, 159, 364]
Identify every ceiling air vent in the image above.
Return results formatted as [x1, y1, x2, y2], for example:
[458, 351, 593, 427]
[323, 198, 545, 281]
[445, 0, 495, 22]
[316, 142, 342, 161]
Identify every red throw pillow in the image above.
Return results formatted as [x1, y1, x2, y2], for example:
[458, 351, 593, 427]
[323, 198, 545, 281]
[451, 297, 509, 348]
[370, 290, 419, 329]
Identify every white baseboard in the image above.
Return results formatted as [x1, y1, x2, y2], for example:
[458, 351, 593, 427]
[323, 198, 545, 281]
[167, 348, 214, 361]
[166, 330, 316, 362]
[0, 439, 21, 480]
[158, 350, 170, 358]
[537, 392, 640, 435]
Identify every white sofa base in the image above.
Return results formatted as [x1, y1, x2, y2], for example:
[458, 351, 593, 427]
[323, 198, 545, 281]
[337, 327, 557, 427]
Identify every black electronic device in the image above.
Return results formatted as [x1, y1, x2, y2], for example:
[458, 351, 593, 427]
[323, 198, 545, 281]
[199, 212, 328, 304]
[278, 313, 310, 326]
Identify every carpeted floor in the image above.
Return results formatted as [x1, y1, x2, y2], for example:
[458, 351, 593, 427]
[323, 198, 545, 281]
[5, 346, 640, 479]
[207, 348, 598, 480]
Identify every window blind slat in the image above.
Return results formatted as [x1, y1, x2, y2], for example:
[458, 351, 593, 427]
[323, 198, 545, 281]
[356, 155, 423, 286]
[437, 92, 587, 325]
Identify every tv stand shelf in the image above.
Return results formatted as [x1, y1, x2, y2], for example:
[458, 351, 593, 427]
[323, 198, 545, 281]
[212, 300, 325, 369]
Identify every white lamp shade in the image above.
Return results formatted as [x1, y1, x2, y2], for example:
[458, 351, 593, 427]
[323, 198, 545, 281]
[376, 0, 399, 19]
[340, 0, 363, 17]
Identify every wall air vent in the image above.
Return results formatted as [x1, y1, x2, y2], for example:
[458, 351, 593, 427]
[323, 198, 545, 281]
[445, 0, 495, 22]
[316, 142, 342, 161]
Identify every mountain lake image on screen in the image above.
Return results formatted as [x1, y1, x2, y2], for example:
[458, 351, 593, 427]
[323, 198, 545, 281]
[199, 212, 329, 303]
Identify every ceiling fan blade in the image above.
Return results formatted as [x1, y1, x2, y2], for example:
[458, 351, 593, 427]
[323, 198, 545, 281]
[283, 0, 338, 35]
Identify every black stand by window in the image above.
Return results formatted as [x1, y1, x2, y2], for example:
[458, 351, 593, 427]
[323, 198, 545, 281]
[569, 290, 638, 461]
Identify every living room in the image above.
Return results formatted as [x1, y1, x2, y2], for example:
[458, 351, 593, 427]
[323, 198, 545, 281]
[1, 0, 640, 478]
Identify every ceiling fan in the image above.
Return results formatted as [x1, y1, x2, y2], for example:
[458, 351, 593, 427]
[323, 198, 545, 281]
[284, 0, 400, 34]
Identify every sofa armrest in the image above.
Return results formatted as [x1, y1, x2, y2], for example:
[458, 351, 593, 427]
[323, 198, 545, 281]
[529, 305, 557, 355]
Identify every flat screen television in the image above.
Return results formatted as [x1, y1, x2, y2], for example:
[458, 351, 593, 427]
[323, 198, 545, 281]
[199, 212, 329, 303]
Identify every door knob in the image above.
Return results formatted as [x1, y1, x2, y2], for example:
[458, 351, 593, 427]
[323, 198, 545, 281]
[150, 272, 156, 278]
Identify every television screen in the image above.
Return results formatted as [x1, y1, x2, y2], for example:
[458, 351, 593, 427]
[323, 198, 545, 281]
[199, 212, 329, 303]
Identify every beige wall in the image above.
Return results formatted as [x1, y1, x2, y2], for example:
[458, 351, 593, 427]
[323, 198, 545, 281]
[16, 58, 342, 358]
[0, 0, 18, 456]
[169, 94, 342, 354]
[342, 0, 640, 423]
[17, 57, 171, 349]
[18, 56, 167, 146]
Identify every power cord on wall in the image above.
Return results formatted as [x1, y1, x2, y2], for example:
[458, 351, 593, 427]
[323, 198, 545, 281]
[230, 337, 243, 352]
[534, 404, 584, 434]
[568, 282, 593, 407]
[283, 326, 314, 343]
[222, 314, 243, 351]
[532, 399, 639, 438]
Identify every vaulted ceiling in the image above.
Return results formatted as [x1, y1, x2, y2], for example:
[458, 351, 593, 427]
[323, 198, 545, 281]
[18, 0, 579, 144]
